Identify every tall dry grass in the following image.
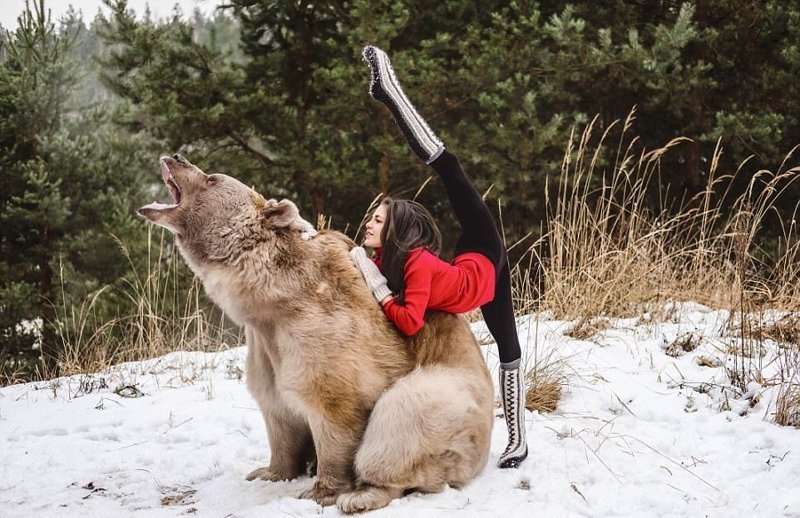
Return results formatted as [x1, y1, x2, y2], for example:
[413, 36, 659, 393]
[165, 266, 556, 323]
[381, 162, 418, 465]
[51, 227, 240, 379]
[508, 108, 800, 421]
[517, 111, 800, 318]
[775, 343, 800, 427]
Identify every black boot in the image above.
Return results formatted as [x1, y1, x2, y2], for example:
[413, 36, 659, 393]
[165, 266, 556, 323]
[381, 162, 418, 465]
[362, 45, 445, 164]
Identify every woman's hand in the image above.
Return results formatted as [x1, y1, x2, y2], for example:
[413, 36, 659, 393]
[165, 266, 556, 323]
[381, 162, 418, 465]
[349, 247, 393, 303]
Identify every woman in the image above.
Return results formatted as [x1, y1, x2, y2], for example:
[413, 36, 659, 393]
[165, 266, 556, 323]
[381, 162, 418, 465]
[349, 45, 528, 469]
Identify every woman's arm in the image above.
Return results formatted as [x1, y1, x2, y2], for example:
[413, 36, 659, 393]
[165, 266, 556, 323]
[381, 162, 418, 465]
[381, 252, 434, 335]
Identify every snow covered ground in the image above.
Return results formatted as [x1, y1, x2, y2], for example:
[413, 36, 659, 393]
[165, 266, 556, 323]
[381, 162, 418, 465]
[2, 302, 800, 517]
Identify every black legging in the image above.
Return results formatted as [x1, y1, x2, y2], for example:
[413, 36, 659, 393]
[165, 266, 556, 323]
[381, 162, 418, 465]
[430, 150, 522, 364]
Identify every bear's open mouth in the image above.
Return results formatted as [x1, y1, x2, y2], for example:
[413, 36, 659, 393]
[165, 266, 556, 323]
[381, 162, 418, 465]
[163, 161, 181, 205]
[140, 159, 181, 212]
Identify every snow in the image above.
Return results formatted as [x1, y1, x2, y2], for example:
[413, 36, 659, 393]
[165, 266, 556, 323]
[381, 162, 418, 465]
[14, 318, 42, 350]
[2, 302, 800, 517]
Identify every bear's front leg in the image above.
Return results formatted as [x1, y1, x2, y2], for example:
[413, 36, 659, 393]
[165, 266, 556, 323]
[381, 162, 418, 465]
[299, 416, 362, 506]
[245, 329, 315, 482]
[246, 403, 315, 482]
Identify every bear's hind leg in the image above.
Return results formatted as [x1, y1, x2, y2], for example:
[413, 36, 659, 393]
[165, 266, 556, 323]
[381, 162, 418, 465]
[336, 484, 404, 514]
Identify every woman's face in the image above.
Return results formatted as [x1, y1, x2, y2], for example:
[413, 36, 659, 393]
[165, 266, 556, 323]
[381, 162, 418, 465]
[364, 204, 387, 248]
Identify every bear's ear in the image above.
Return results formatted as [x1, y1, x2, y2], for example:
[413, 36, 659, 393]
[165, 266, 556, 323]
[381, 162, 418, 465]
[262, 198, 300, 228]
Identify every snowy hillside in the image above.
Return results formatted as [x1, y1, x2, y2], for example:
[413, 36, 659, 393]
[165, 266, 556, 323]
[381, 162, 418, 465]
[2, 303, 799, 517]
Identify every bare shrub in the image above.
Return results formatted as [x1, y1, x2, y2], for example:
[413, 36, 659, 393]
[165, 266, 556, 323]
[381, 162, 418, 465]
[754, 314, 800, 346]
[775, 381, 800, 428]
[665, 332, 702, 357]
[524, 356, 567, 413]
[564, 317, 611, 341]
[775, 344, 800, 428]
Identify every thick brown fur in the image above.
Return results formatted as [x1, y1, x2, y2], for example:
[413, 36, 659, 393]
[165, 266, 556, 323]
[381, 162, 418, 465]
[138, 156, 493, 513]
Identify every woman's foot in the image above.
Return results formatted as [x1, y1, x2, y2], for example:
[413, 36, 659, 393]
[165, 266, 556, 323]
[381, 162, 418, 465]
[362, 45, 444, 164]
[498, 364, 529, 468]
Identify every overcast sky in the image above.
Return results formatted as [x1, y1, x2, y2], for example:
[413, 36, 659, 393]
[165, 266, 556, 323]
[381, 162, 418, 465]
[1, 0, 224, 29]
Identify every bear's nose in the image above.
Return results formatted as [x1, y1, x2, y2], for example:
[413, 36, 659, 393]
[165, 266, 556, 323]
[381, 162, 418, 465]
[173, 153, 185, 163]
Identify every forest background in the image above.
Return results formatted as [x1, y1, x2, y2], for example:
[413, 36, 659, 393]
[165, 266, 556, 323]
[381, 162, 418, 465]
[2, 0, 799, 383]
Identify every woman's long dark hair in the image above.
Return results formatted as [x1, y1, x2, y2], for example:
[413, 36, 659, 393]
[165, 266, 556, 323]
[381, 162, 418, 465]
[380, 197, 442, 302]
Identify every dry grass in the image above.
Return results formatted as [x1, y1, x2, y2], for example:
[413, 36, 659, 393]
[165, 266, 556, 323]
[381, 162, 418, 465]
[664, 332, 702, 357]
[753, 314, 800, 346]
[49, 227, 240, 380]
[775, 344, 800, 427]
[564, 317, 611, 341]
[522, 335, 569, 414]
[519, 314, 570, 413]
[0, 364, 32, 387]
[776, 384, 800, 427]
[525, 364, 565, 413]
[160, 486, 197, 507]
[512, 109, 800, 320]
[508, 108, 800, 424]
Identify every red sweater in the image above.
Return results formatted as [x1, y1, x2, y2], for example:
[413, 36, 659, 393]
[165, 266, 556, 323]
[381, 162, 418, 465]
[372, 248, 496, 335]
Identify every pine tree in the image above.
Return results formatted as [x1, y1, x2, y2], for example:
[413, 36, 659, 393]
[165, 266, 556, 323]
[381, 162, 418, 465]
[95, 0, 800, 252]
[0, 1, 150, 377]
